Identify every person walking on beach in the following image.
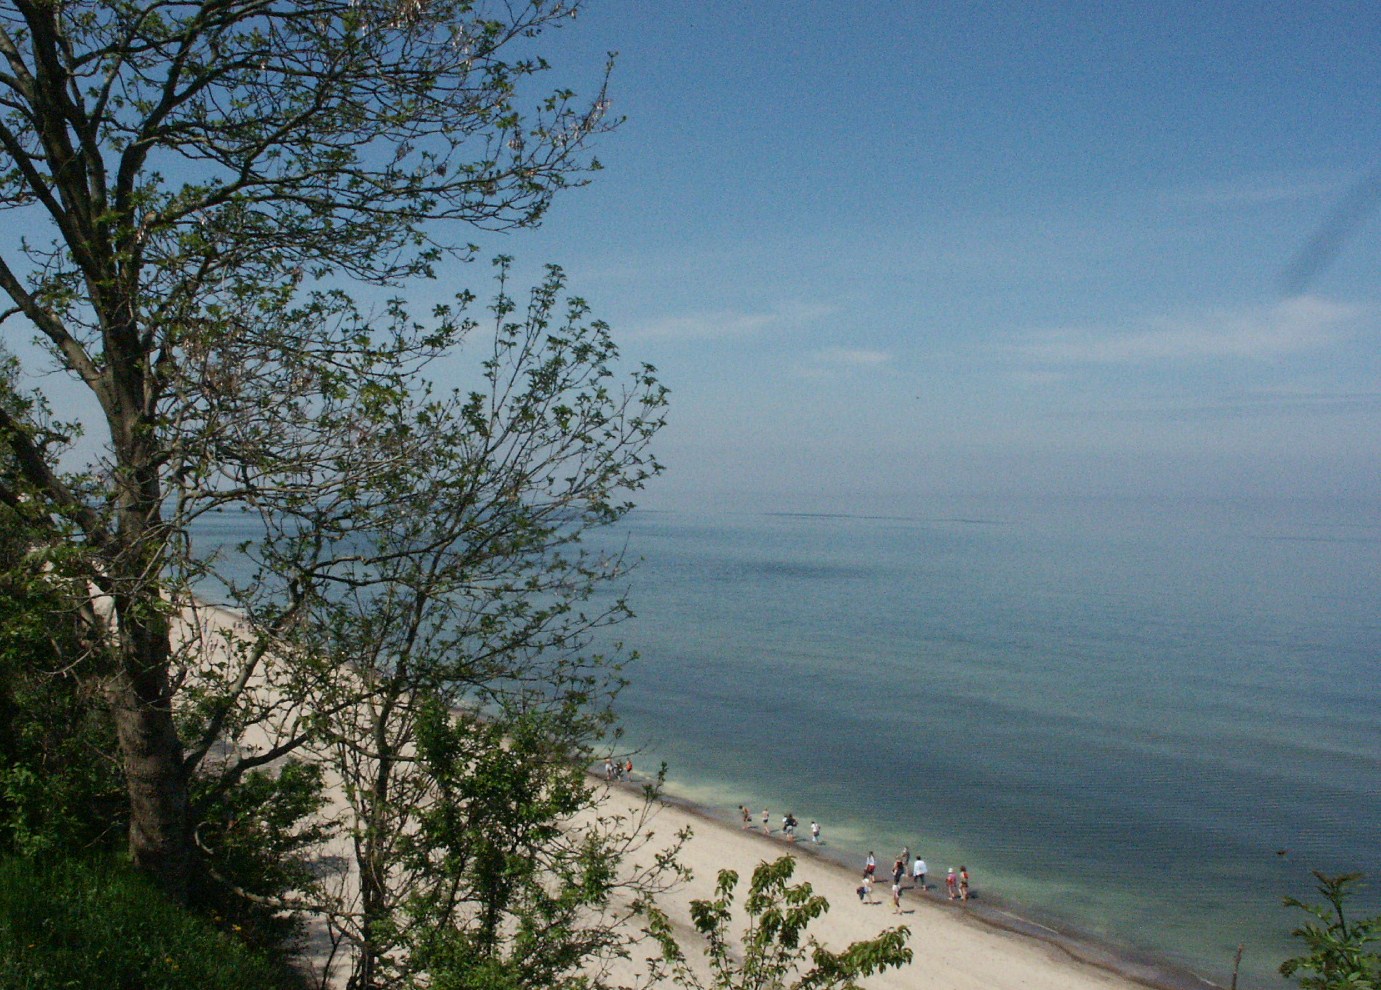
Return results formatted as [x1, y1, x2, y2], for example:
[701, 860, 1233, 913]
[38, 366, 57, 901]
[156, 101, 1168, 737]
[862, 874, 875, 904]
[604, 757, 614, 780]
[945, 867, 958, 899]
[900, 845, 910, 869]
[783, 813, 798, 841]
[913, 857, 927, 890]
[741, 805, 751, 829]
[810, 819, 820, 843]
[959, 865, 970, 901]
[864, 852, 876, 878]
[762, 808, 770, 833]
[892, 859, 905, 889]
[891, 881, 902, 914]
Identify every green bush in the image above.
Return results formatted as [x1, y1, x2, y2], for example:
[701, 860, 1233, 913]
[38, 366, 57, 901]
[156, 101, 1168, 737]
[0, 854, 302, 990]
[1281, 871, 1381, 990]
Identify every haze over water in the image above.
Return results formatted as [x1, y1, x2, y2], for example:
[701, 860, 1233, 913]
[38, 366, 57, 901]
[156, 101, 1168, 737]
[593, 494, 1381, 988]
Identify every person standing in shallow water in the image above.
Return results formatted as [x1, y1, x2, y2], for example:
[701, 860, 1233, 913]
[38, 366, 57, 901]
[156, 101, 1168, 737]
[762, 808, 770, 833]
[946, 867, 958, 899]
[740, 805, 751, 829]
[959, 865, 970, 901]
[864, 852, 876, 878]
[810, 819, 820, 843]
[913, 857, 927, 890]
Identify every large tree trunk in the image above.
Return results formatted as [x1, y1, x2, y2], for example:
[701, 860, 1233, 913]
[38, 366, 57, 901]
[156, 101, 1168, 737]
[110, 602, 190, 903]
[104, 402, 192, 902]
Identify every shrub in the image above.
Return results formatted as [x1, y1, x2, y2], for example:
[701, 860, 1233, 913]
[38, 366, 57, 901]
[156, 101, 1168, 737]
[1280, 871, 1381, 990]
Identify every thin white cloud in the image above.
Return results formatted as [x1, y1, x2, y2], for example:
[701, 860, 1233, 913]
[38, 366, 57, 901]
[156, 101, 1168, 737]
[794, 346, 893, 383]
[812, 347, 891, 367]
[1013, 296, 1365, 366]
[625, 302, 834, 343]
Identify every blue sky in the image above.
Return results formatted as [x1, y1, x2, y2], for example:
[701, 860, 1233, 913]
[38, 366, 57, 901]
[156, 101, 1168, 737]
[461, 1, 1381, 510]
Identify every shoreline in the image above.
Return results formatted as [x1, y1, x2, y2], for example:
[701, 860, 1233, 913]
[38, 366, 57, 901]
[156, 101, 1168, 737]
[183, 595, 1228, 989]
[627, 777, 1227, 990]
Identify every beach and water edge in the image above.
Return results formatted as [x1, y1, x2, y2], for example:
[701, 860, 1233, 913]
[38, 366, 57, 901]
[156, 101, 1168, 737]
[618, 777, 1228, 990]
[181, 592, 1206, 990]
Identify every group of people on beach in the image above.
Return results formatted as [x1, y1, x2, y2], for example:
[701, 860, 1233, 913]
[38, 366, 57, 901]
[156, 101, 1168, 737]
[860, 849, 969, 913]
[737, 806, 973, 915]
[603, 757, 634, 782]
[739, 806, 822, 844]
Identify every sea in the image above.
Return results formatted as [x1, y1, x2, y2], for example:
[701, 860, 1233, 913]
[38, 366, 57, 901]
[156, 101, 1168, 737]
[189, 493, 1381, 988]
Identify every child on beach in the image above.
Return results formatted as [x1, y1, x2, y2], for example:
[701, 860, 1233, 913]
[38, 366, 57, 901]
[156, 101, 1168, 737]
[891, 882, 902, 914]
[762, 808, 770, 832]
[741, 806, 751, 828]
[946, 867, 958, 899]
[959, 865, 970, 901]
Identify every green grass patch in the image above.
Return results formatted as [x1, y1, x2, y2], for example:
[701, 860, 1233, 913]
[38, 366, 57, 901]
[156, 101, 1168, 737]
[0, 854, 302, 990]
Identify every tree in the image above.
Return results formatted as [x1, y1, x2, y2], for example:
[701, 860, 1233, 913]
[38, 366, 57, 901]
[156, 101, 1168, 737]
[223, 260, 672, 987]
[645, 856, 913, 990]
[1280, 872, 1381, 990]
[0, 0, 614, 903]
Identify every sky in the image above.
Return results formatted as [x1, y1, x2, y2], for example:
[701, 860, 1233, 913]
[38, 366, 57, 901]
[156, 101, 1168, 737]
[7, 3, 1379, 513]
[457, 1, 1381, 511]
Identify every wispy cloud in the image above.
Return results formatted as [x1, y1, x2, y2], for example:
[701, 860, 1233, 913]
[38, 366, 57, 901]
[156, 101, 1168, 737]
[812, 347, 891, 367]
[625, 302, 834, 343]
[794, 346, 893, 382]
[1012, 296, 1365, 367]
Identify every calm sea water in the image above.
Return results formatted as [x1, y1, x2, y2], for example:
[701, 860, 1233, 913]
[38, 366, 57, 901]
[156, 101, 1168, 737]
[591, 495, 1381, 988]
[190, 495, 1381, 988]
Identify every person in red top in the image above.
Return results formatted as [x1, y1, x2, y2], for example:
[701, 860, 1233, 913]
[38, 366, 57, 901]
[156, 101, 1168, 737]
[945, 867, 958, 899]
[959, 866, 970, 901]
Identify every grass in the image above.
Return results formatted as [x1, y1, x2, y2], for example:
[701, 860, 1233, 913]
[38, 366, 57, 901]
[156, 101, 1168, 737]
[0, 854, 302, 990]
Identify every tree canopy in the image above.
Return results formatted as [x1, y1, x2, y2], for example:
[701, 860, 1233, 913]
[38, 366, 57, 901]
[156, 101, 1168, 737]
[0, 3, 674, 986]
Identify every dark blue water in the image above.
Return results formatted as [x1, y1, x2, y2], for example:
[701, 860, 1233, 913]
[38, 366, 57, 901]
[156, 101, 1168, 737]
[189, 495, 1381, 987]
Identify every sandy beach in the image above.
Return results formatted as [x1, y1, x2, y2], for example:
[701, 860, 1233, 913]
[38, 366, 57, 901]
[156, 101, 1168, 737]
[179, 600, 1209, 990]
[595, 779, 1209, 990]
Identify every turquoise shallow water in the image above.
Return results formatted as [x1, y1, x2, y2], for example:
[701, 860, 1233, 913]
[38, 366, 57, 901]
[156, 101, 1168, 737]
[585, 496, 1381, 989]
[190, 494, 1381, 988]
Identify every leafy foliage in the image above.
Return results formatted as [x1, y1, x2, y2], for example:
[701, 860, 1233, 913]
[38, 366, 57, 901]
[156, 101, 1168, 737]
[0, 3, 675, 984]
[0, 0, 619, 904]
[188, 760, 333, 953]
[1280, 872, 1381, 990]
[0, 367, 123, 856]
[646, 856, 912, 990]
